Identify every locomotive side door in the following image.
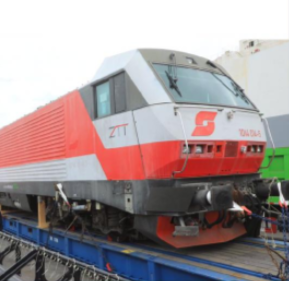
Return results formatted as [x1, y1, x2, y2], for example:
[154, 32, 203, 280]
[92, 73, 145, 182]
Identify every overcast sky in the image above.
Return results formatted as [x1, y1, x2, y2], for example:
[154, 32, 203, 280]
[0, 0, 288, 128]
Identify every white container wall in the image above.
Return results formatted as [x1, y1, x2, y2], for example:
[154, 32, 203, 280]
[215, 40, 289, 118]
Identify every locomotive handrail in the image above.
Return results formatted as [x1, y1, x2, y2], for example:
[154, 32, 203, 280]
[174, 104, 224, 111]
[172, 109, 189, 176]
[173, 104, 260, 114]
[260, 118, 276, 169]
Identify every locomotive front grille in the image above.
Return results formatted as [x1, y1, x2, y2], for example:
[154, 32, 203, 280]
[225, 141, 238, 157]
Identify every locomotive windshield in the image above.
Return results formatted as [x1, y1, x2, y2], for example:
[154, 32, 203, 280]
[153, 63, 255, 110]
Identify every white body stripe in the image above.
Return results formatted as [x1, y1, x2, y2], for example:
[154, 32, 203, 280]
[66, 155, 106, 181]
[133, 104, 266, 144]
[125, 51, 171, 104]
[93, 111, 139, 149]
[93, 50, 137, 80]
[0, 154, 107, 182]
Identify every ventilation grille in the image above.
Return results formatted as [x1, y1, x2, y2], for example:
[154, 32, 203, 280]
[0, 104, 66, 168]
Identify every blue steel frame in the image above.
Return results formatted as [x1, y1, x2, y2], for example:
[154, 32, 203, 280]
[2, 217, 253, 281]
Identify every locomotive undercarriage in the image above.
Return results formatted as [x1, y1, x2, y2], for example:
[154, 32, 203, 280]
[44, 198, 136, 242]
[1, 175, 288, 247]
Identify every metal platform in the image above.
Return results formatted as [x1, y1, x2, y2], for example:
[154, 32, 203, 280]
[1, 213, 287, 281]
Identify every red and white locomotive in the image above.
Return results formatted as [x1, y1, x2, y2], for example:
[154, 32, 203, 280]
[0, 49, 279, 248]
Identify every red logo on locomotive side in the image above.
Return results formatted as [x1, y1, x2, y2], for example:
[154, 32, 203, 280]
[192, 111, 217, 136]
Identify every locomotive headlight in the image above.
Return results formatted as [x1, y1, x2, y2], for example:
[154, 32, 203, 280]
[195, 145, 203, 154]
[257, 146, 262, 153]
[182, 145, 191, 154]
[240, 146, 247, 154]
[251, 146, 256, 153]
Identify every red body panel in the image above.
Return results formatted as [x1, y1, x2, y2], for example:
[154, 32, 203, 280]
[0, 99, 67, 168]
[140, 140, 265, 179]
[157, 213, 247, 248]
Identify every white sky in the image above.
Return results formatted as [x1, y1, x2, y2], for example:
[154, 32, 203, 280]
[0, 0, 288, 128]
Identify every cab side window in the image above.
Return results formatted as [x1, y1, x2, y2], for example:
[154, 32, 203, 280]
[94, 73, 126, 119]
[96, 81, 111, 117]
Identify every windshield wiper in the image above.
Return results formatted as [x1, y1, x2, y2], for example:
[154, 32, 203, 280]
[211, 73, 238, 96]
[231, 82, 249, 103]
[165, 71, 182, 97]
[211, 73, 249, 104]
[207, 61, 249, 104]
